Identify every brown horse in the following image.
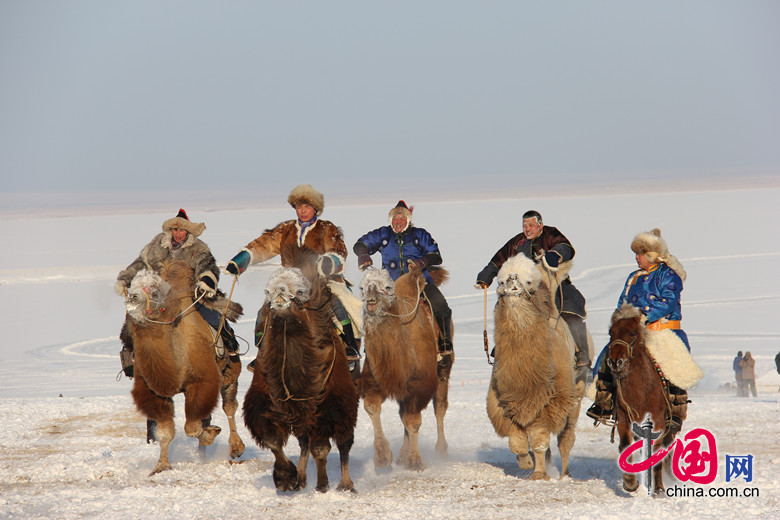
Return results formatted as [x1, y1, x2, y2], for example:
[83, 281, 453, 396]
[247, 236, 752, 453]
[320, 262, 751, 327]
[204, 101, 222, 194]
[607, 304, 679, 495]
[124, 260, 245, 476]
[242, 247, 359, 493]
[486, 254, 580, 480]
[358, 263, 453, 471]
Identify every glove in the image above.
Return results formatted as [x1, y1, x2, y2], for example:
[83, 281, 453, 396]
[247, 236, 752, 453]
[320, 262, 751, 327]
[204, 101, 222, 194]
[114, 280, 128, 297]
[407, 258, 426, 271]
[196, 275, 217, 298]
[225, 250, 251, 276]
[474, 281, 488, 290]
[544, 251, 561, 269]
[358, 254, 372, 271]
[317, 253, 344, 277]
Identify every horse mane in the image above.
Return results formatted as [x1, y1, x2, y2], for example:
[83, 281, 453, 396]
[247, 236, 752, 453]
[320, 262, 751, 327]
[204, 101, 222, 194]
[611, 303, 643, 324]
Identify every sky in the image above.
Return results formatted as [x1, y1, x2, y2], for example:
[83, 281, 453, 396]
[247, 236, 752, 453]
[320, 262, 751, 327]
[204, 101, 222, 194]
[1, 0, 779, 208]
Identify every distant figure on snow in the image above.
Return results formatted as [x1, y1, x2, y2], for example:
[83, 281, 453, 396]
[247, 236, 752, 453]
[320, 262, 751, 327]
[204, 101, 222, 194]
[740, 352, 757, 398]
[733, 351, 744, 397]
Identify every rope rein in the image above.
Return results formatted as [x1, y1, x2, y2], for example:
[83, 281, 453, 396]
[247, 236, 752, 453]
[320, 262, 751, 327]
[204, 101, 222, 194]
[279, 319, 338, 402]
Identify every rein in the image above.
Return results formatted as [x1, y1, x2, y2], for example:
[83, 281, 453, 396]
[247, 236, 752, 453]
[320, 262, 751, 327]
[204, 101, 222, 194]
[482, 286, 493, 365]
[383, 276, 425, 320]
[278, 319, 338, 402]
[135, 289, 206, 325]
[610, 332, 675, 440]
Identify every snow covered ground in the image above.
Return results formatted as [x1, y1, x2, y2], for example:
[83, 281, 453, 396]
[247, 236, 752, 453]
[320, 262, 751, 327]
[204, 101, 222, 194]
[1, 185, 779, 519]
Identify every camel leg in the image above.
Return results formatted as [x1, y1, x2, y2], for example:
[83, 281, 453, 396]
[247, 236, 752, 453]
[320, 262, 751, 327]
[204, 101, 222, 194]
[295, 435, 310, 491]
[335, 434, 356, 493]
[220, 378, 245, 459]
[399, 407, 425, 471]
[131, 377, 177, 475]
[309, 435, 333, 493]
[363, 393, 393, 470]
[267, 439, 299, 492]
[528, 426, 552, 481]
[433, 355, 452, 459]
[557, 404, 580, 478]
[182, 382, 221, 447]
[508, 431, 533, 471]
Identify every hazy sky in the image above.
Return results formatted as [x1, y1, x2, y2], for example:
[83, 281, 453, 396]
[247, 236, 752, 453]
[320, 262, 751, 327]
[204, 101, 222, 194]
[1, 1, 779, 201]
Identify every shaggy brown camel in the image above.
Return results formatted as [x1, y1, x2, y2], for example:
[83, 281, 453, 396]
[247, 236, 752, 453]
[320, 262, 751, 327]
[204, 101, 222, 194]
[359, 263, 453, 471]
[486, 254, 582, 480]
[124, 260, 245, 476]
[242, 247, 359, 493]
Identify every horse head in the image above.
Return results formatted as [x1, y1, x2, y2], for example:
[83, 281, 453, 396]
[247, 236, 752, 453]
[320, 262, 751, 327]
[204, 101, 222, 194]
[360, 268, 395, 318]
[125, 269, 171, 322]
[607, 304, 646, 378]
[496, 254, 542, 299]
[265, 267, 312, 312]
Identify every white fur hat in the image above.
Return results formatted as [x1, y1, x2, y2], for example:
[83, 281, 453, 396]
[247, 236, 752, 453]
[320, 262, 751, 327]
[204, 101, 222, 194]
[388, 200, 413, 231]
[631, 228, 686, 281]
[288, 184, 324, 216]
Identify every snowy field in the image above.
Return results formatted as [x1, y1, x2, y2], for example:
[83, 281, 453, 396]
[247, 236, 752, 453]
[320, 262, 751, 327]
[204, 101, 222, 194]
[1, 185, 779, 519]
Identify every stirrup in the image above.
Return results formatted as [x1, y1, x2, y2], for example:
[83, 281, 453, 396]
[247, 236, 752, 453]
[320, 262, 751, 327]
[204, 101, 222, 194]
[586, 404, 616, 427]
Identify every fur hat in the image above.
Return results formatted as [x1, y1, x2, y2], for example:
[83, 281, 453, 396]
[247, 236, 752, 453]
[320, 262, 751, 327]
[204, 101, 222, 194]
[288, 184, 324, 216]
[631, 228, 686, 281]
[162, 208, 205, 237]
[388, 200, 413, 231]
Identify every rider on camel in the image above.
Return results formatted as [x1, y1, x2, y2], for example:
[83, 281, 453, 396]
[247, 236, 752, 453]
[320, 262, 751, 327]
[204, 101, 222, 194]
[587, 228, 690, 434]
[475, 210, 591, 383]
[353, 200, 454, 358]
[115, 208, 238, 442]
[225, 184, 362, 374]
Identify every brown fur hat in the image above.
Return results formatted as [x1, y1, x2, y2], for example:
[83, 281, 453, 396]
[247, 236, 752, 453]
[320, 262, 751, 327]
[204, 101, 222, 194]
[288, 184, 324, 216]
[631, 228, 686, 281]
[162, 209, 205, 237]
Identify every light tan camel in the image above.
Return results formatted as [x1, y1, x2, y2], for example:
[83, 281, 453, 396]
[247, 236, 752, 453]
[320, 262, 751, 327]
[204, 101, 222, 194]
[486, 254, 582, 480]
[124, 260, 245, 475]
[359, 263, 453, 471]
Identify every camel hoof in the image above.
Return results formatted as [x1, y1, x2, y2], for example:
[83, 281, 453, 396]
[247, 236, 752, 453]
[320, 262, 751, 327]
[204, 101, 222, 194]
[337, 482, 357, 493]
[530, 472, 550, 481]
[315, 483, 330, 493]
[405, 458, 427, 472]
[273, 461, 299, 492]
[149, 462, 172, 476]
[198, 425, 222, 446]
[230, 438, 246, 459]
[435, 441, 449, 459]
[517, 454, 534, 470]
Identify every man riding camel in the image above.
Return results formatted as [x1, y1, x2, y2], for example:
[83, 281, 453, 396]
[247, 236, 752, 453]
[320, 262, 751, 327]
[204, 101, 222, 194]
[475, 210, 591, 382]
[225, 184, 362, 374]
[353, 200, 454, 358]
[115, 208, 238, 442]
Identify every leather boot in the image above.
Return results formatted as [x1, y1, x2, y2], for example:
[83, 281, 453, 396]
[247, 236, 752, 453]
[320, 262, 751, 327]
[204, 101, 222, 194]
[586, 372, 615, 424]
[668, 384, 689, 435]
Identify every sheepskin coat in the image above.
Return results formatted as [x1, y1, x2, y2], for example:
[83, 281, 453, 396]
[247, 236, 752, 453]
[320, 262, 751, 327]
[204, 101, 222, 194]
[353, 225, 442, 284]
[740, 355, 756, 380]
[476, 226, 586, 317]
[117, 231, 219, 295]
[240, 219, 348, 267]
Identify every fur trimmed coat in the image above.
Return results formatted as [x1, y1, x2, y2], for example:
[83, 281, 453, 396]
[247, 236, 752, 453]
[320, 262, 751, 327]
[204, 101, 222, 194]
[241, 219, 348, 267]
[117, 232, 219, 295]
[476, 226, 586, 317]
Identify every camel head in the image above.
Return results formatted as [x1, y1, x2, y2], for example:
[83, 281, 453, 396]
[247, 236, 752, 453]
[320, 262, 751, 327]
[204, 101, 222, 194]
[125, 269, 171, 322]
[265, 267, 312, 312]
[360, 268, 395, 318]
[496, 254, 541, 298]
